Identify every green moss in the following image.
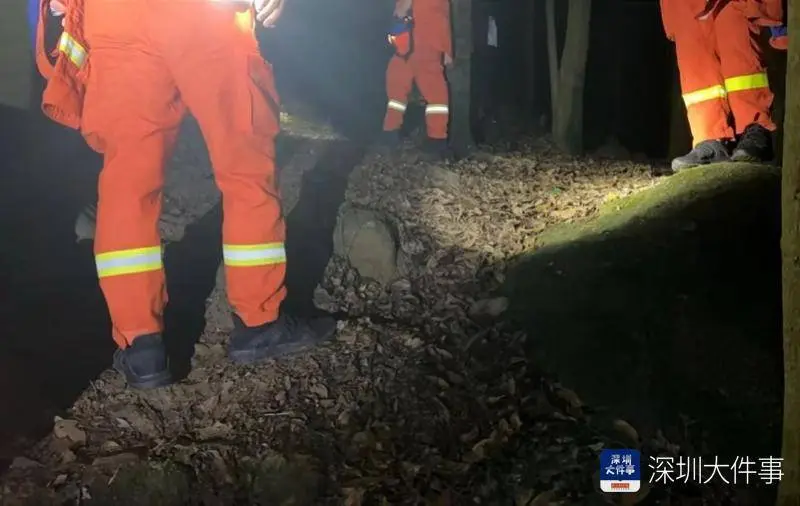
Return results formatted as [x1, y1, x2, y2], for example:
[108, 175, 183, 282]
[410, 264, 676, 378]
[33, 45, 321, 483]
[535, 162, 779, 251]
[500, 160, 782, 459]
[279, 112, 341, 140]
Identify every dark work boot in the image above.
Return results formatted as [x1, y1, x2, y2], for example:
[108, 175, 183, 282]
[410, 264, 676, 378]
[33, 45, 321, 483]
[670, 139, 730, 172]
[421, 138, 451, 160]
[375, 130, 401, 150]
[227, 313, 337, 365]
[731, 124, 773, 163]
[113, 333, 173, 390]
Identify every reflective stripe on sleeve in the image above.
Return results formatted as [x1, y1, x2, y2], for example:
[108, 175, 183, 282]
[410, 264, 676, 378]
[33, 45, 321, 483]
[96, 246, 163, 278]
[387, 99, 407, 112]
[682, 84, 727, 107]
[223, 242, 287, 267]
[58, 32, 87, 68]
[425, 103, 449, 115]
[724, 72, 769, 94]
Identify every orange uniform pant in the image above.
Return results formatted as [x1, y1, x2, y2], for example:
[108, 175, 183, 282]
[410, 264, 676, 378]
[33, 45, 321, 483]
[82, 0, 286, 348]
[662, 0, 775, 146]
[383, 49, 449, 139]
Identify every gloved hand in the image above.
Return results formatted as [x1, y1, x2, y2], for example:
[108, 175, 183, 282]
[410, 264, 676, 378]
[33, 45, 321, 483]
[50, 0, 65, 26]
[394, 0, 412, 18]
[769, 25, 788, 50]
[255, 0, 285, 27]
[50, 0, 65, 15]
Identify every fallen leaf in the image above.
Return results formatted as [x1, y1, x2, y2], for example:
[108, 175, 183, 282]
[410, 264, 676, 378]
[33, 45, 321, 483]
[52, 419, 86, 448]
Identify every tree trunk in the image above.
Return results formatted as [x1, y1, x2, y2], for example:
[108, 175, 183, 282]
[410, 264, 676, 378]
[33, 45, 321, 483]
[548, 0, 592, 154]
[523, 0, 537, 122]
[448, 0, 474, 157]
[545, 0, 559, 109]
[778, 2, 800, 504]
[0, 0, 33, 110]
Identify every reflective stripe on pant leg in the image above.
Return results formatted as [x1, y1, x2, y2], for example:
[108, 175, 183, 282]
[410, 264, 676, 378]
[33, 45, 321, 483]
[724, 72, 775, 134]
[222, 242, 287, 322]
[223, 242, 286, 267]
[96, 246, 163, 278]
[164, 10, 288, 328]
[94, 243, 167, 348]
[412, 50, 449, 139]
[384, 99, 407, 132]
[384, 56, 413, 132]
[424, 103, 449, 140]
[713, 5, 776, 133]
[84, 8, 183, 349]
[672, 16, 734, 145]
[682, 84, 727, 107]
[681, 83, 729, 145]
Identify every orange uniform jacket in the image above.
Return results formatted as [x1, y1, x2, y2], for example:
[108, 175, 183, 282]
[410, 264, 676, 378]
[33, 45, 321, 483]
[383, 0, 452, 140]
[35, 0, 90, 140]
[660, 0, 782, 145]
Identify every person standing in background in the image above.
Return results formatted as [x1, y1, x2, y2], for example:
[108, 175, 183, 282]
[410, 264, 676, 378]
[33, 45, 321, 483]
[661, 0, 785, 172]
[379, 0, 453, 158]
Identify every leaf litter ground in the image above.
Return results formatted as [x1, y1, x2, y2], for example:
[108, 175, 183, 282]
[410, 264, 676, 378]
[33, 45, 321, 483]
[0, 119, 763, 505]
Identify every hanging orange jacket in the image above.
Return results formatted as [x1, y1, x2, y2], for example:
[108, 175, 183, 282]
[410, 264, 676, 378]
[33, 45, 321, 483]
[35, 0, 91, 145]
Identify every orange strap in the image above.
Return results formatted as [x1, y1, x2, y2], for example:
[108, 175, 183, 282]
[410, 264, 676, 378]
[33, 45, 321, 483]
[35, 0, 58, 79]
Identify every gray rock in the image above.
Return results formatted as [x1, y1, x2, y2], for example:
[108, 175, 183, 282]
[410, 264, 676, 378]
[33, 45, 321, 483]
[333, 206, 398, 285]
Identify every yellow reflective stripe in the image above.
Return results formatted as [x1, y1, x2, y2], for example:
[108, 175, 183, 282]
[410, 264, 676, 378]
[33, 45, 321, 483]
[96, 246, 163, 278]
[425, 104, 449, 115]
[58, 32, 87, 68]
[724, 72, 769, 94]
[682, 84, 727, 107]
[387, 99, 407, 112]
[223, 242, 286, 267]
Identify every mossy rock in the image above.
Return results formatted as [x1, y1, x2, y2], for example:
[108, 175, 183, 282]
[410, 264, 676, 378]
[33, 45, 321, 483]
[333, 205, 399, 285]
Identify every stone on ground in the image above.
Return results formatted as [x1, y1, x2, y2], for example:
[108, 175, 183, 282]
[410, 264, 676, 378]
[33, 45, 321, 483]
[332, 205, 398, 285]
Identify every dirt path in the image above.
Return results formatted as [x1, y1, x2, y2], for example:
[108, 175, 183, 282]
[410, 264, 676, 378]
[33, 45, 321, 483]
[0, 112, 783, 505]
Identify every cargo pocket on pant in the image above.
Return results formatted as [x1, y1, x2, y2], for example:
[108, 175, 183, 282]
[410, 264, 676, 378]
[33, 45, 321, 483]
[245, 54, 281, 142]
[80, 55, 110, 154]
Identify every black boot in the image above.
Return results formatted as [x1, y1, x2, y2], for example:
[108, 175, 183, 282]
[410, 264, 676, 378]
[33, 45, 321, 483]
[731, 124, 773, 163]
[375, 130, 401, 150]
[421, 138, 451, 160]
[227, 313, 337, 365]
[113, 333, 173, 390]
[670, 139, 730, 172]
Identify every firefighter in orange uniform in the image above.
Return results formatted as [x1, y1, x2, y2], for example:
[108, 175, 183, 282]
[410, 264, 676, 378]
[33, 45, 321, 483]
[38, 0, 336, 390]
[380, 0, 453, 157]
[661, 0, 785, 172]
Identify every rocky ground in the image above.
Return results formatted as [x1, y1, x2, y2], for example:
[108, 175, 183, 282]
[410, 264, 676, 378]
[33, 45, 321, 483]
[0, 110, 771, 505]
